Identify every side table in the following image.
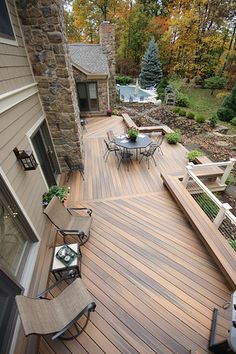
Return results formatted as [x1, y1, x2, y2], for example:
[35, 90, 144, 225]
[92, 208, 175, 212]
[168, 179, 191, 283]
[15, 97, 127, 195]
[51, 243, 82, 280]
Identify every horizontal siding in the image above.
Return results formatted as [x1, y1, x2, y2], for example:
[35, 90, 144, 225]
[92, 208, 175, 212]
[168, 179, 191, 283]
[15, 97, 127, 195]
[0, 94, 47, 237]
[0, 0, 34, 95]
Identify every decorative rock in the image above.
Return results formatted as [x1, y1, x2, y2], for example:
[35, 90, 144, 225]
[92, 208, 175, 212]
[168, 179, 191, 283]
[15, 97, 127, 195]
[216, 141, 230, 147]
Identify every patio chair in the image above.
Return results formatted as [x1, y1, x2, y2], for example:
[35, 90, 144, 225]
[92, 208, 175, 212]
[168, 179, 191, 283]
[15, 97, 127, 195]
[154, 132, 164, 155]
[103, 139, 119, 161]
[43, 196, 92, 245]
[117, 149, 133, 171]
[15, 277, 96, 340]
[139, 143, 158, 169]
[64, 156, 85, 182]
[107, 130, 115, 142]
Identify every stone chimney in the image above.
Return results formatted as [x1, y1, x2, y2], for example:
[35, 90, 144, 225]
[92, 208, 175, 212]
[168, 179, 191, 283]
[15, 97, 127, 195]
[16, 0, 83, 170]
[99, 21, 116, 107]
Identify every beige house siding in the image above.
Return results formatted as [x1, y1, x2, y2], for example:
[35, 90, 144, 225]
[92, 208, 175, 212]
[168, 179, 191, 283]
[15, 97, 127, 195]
[0, 0, 35, 95]
[73, 66, 108, 115]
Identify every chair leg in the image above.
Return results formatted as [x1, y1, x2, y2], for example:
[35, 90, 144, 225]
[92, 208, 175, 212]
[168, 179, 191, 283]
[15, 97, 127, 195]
[103, 149, 108, 159]
[152, 155, 157, 166]
[66, 170, 72, 182]
[117, 157, 122, 170]
[139, 155, 144, 164]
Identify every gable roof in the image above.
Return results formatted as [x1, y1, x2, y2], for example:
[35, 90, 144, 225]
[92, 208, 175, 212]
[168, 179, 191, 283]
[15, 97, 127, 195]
[69, 44, 109, 76]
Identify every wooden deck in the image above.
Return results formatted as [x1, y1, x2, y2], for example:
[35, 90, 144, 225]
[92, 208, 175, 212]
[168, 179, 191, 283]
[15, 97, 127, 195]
[39, 116, 232, 354]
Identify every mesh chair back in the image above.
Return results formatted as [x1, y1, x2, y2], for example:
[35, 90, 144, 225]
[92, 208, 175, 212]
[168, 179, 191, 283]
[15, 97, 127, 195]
[107, 130, 115, 142]
[155, 133, 164, 147]
[147, 143, 158, 156]
[43, 196, 71, 230]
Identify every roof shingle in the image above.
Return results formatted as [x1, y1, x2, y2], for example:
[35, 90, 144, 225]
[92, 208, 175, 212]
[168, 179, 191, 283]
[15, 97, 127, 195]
[69, 44, 109, 75]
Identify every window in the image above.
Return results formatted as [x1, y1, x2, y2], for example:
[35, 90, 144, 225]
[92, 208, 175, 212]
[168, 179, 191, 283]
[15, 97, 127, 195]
[0, 0, 16, 42]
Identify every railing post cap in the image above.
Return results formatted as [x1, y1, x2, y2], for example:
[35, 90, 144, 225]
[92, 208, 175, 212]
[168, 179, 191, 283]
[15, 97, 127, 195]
[222, 203, 232, 210]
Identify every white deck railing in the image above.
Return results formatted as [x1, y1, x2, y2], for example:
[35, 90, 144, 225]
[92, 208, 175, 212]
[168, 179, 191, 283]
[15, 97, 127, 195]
[182, 159, 236, 239]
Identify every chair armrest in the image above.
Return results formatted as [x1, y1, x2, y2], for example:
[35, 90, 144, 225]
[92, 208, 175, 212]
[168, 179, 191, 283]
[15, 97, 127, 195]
[57, 228, 82, 234]
[67, 207, 92, 216]
[36, 277, 66, 299]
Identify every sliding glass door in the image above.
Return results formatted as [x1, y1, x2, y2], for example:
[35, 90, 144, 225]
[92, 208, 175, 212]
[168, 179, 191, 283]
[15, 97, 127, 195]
[77, 82, 99, 112]
[0, 176, 37, 354]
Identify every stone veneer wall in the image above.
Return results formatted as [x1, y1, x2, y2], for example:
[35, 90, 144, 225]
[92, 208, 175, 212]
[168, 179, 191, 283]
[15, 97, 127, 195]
[99, 22, 116, 107]
[16, 0, 83, 170]
[73, 67, 108, 115]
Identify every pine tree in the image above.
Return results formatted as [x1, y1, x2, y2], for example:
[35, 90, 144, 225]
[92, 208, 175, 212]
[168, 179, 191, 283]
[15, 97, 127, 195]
[139, 37, 162, 89]
[217, 84, 236, 121]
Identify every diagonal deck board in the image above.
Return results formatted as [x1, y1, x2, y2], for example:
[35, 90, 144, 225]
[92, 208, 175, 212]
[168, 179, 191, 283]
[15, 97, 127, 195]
[40, 116, 232, 354]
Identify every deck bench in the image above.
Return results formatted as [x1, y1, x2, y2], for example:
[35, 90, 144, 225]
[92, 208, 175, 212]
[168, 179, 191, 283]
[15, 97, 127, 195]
[161, 172, 236, 289]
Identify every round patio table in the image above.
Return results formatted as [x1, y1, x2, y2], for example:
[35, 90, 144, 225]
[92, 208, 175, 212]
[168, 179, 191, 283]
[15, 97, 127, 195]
[114, 134, 152, 158]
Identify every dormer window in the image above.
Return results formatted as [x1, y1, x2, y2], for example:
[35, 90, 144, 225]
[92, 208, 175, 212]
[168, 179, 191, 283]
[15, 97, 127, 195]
[0, 0, 17, 44]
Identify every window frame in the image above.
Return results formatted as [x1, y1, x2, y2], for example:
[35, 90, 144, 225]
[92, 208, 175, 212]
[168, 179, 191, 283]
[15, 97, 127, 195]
[77, 81, 99, 112]
[0, 0, 18, 46]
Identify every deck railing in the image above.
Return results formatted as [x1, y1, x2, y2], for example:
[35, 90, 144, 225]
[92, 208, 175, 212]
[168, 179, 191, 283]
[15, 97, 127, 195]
[182, 159, 236, 240]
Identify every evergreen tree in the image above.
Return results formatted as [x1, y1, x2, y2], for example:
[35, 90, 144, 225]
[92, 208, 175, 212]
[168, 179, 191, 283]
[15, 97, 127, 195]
[139, 37, 162, 89]
[217, 84, 236, 121]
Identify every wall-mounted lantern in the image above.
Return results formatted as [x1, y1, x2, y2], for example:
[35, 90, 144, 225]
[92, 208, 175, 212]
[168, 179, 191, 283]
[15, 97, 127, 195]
[13, 147, 38, 171]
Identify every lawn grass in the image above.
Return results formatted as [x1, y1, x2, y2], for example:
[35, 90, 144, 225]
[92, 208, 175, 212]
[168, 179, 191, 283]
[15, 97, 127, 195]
[169, 79, 236, 134]
[181, 87, 222, 118]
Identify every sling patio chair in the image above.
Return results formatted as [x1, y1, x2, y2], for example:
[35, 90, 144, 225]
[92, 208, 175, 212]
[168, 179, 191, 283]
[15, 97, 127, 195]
[106, 130, 115, 142]
[43, 196, 92, 245]
[16, 277, 96, 340]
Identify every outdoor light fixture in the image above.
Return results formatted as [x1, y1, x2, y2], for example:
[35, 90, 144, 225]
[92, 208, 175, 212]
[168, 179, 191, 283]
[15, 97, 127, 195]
[13, 147, 38, 171]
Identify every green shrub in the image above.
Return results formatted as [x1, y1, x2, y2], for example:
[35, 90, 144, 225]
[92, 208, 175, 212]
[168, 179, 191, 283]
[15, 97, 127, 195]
[176, 92, 190, 107]
[229, 239, 236, 252]
[204, 76, 227, 95]
[116, 76, 133, 85]
[186, 150, 204, 162]
[166, 130, 181, 144]
[157, 78, 169, 99]
[179, 109, 186, 116]
[172, 107, 181, 114]
[42, 185, 69, 207]
[196, 115, 205, 123]
[231, 117, 236, 126]
[195, 193, 219, 219]
[217, 107, 235, 122]
[209, 114, 218, 127]
[186, 111, 195, 119]
[226, 173, 236, 186]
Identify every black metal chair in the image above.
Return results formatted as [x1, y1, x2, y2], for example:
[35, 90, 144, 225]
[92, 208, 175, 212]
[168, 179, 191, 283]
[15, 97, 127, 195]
[107, 130, 115, 142]
[64, 156, 84, 181]
[103, 139, 119, 161]
[117, 149, 133, 171]
[155, 132, 164, 155]
[139, 143, 158, 169]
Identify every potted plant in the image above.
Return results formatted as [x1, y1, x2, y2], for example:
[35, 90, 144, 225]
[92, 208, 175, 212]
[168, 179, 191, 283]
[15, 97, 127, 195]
[42, 185, 69, 208]
[186, 150, 204, 163]
[127, 126, 139, 142]
[107, 108, 112, 117]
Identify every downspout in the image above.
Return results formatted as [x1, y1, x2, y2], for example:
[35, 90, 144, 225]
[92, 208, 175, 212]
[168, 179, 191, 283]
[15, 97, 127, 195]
[107, 73, 110, 109]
